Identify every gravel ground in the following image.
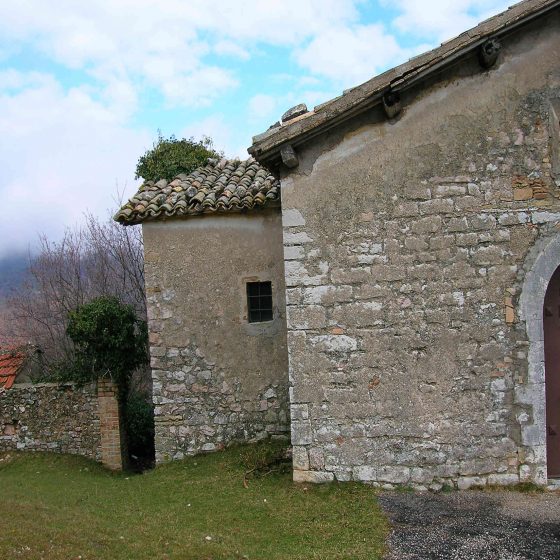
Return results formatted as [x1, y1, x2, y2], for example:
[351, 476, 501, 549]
[379, 490, 560, 560]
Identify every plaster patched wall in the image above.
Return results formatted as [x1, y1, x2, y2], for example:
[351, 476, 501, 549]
[281, 15, 560, 488]
[143, 210, 290, 462]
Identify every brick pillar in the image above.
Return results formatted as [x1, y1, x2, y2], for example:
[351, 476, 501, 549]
[97, 378, 125, 471]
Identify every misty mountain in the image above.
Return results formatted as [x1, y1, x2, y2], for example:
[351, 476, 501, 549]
[0, 253, 29, 299]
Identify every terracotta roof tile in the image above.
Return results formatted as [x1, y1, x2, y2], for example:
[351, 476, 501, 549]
[0, 347, 25, 390]
[114, 157, 280, 225]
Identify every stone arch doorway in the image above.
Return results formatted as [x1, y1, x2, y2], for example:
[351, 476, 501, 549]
[544, 266, 560, 478]
[519, 231, 560, 485]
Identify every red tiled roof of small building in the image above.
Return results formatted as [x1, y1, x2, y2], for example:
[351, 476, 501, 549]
[0, 346, 26, 390]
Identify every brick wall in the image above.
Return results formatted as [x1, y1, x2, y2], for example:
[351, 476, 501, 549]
[97, 379, 126, 470]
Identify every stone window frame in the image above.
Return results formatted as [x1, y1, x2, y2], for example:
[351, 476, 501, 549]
[518, 229, 560, 484]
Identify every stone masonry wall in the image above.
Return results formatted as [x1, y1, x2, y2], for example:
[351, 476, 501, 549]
[281, 15, 560, 488]
[0, 383, 101, 460]
[143, 211, 290, 462]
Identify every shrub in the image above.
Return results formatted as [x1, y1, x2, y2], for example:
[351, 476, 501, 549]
[135, 134, 222, 182]
[66, 296, 148, 394]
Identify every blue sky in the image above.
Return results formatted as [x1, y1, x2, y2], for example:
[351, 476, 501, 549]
[0, 0, 513, 258]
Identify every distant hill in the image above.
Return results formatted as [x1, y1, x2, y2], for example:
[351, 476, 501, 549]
[0, 253, 30, 299]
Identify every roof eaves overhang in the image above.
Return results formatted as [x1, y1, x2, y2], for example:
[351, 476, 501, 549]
[248, 0, 560, 169]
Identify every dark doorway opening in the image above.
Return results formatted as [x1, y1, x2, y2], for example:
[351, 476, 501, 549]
[544, 266, 560, 478]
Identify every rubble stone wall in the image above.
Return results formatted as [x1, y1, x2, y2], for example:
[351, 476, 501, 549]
[143, 210, 290, 463]
[281, 15, 560, 488]
[0, 383, 102, 460]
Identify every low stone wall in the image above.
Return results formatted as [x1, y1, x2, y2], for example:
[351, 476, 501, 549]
[0, 382, 101, 459]
[0, 380, 124, 469]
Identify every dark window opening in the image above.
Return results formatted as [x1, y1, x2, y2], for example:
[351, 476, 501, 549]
[247, 281, 273, 323]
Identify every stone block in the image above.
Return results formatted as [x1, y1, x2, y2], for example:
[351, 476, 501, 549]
[471, 246, 504, 265]
[290, 404, 309, 421]
[293, 470, 334, 483]
[285, 260, 328, 287]
[405, 237, 428, 251]
[283, 209, 306, 227]
[531, 211, 560, 224]
[498, 211, 529, 225]
[331, 267, 371, 284]
[309, 447, 325, 470]
[370, 265, 406, 282]
[455, 196, 481, 213]
[418, 198, 454, 215]
[410, 468, 433, 484]
[331, 301, 383, 327]
[404, 185, 431, 200]
[410, 216, 442, 234]
[284, 231, 313, 245]
[487, 473, 519, 486]
[302, 285, 353, 305]
[292, 446, 310, 470]
[291, 421, 313, 445]
[309, 334, 358, 353]
[434, 184, 466, 197]
[447, 217, 469, 232]
[150, 346, 167, 357]
[394, 202, 419, 217]
[471, 214, 496, 230]
[353, 466, 377, 481]
[287, 305, 327, 330]
[457, 476, 486, 490]
[284, 245, 305, 260]
[377, 466, 411, 484]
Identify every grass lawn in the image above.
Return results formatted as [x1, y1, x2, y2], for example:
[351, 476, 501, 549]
[0, 443, 388, 560]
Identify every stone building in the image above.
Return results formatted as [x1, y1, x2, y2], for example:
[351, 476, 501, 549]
[116, 158, 290, 462]
[117, 0, 560, 487]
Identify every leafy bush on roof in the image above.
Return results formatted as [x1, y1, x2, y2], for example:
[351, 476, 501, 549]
[135, 133, 223, 182]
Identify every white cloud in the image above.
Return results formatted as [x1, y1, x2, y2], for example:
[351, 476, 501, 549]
[161, 67, 239, 108]
[214, 41, 250, 61]
[203, 0, 361, 45]
[0, 71, 150, 258]
[388, 0, 512, 42]
[296, 23, 408, 87]
[0, 0, 364, 109]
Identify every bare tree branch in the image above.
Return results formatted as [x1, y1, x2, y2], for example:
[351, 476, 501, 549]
[5, 214, 146, 373]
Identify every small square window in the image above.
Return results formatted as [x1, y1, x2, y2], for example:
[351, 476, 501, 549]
[247, 281, 273, 323]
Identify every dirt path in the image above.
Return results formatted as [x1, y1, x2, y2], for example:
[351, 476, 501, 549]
[379, 490, 560, 560]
